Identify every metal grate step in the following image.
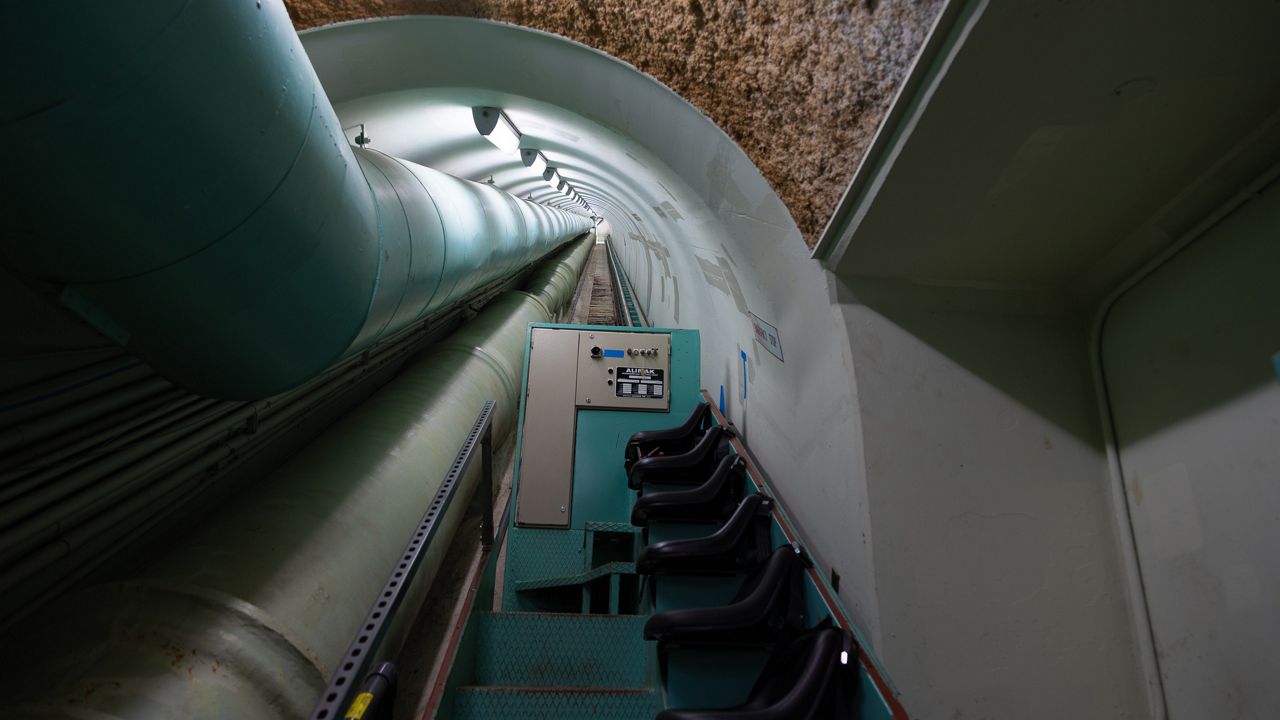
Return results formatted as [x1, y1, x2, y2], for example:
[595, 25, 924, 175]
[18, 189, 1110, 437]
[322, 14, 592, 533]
[512, 561, 636, 592]
[453, 686, 661, 720]
[474, 612, 650, 688]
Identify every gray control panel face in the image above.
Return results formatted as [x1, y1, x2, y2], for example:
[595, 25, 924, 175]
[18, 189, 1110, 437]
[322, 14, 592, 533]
[516, 328, 672, 528]
[575, 331, 671, 412]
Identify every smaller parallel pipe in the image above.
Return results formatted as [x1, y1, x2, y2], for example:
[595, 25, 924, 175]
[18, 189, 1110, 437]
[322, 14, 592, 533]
[0, 297, 468, 607]
[0, 263, 499, 517]
[0, 236, 597, 718]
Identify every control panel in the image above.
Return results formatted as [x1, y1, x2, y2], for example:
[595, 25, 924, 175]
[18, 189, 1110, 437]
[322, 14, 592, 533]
[517, 327, 673, 527]
[575, 331, 671, 412]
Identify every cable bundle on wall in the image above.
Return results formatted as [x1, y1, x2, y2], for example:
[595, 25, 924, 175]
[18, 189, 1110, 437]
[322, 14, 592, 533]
[0, 235, 595, 720]
[0, 268, 531, 625]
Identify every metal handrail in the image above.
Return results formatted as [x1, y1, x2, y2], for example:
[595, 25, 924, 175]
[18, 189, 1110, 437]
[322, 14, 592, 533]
[310, 400, 497, 720]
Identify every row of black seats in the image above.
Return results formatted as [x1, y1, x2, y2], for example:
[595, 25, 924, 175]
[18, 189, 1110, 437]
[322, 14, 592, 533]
[624, 403, 859, 720]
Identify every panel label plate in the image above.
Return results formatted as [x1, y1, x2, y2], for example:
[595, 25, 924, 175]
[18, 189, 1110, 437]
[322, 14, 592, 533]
[615, 367, 665, 399]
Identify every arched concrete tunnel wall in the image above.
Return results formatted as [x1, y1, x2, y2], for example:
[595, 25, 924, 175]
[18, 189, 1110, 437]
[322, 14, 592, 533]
[3, 3, 1272, 718]
[286, 0, 945, 246]
[302, 17, 882, 640]
[299, 13, 1184, 720]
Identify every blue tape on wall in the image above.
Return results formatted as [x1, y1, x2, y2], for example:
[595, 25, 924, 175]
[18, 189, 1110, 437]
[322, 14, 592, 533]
[603, 349, 625, 358]
[740, 350, 748, 400]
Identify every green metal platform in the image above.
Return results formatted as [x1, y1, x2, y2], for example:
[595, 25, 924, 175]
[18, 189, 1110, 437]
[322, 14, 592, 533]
[474, 613, 650, 687]
[447, 611, 658, 719]
[431, 324, 908, 719]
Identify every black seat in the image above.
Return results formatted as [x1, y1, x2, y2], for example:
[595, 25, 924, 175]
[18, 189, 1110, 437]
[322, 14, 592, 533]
[624, 402, 713, 472]
[644, 545, 806, 645]
[637, 493, 773, 575]
[627, 425, 731, 490]
[631, 455, 746, 526]
[656, 624, 858, 720]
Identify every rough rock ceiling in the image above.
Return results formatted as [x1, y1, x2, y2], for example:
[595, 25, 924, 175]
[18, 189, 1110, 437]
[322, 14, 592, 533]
[285, 0, 945, 247]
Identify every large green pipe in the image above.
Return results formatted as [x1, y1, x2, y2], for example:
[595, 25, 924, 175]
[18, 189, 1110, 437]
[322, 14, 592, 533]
[0, 0, 589, 400]
[0, 235, 594, 719]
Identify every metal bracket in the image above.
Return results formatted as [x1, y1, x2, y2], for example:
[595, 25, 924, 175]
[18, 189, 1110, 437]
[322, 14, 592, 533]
[309, 400, 496, 720]
[342, 122, 372, 146]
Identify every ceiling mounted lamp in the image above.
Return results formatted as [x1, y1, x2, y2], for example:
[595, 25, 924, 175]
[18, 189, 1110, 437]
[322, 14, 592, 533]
[544, 167, 562, 189]
[472, 107, 521, 154]
[521, 149, 548, 177]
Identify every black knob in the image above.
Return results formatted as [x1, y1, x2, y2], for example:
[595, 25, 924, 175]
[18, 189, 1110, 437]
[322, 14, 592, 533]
[590, 346, 602, 359]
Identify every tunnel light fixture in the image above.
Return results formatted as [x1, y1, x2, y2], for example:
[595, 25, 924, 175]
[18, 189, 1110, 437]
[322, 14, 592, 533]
[472, 107, 521, 154]
[544, 167, 562, 189]
[342, 123, 372, 147]
[522, 149, 549, 177]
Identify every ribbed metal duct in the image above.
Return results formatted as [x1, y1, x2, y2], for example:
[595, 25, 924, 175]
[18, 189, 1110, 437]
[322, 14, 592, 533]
[0, 235, 595, 720]
[0, 0, 589, 400]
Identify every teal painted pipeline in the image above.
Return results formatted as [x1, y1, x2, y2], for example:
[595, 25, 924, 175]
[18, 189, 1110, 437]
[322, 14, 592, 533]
[0, 235, 595, 720]
[0, 0, 589, 400]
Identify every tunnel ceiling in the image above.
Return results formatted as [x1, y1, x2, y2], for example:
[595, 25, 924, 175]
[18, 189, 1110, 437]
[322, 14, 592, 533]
[300, 15, 809, 303]
[286, 0, 946, 247]
[327, 90, 686, 248]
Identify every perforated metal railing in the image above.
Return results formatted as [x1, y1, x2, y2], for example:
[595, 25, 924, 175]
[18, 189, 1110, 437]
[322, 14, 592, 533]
[310, 400, 496, 720]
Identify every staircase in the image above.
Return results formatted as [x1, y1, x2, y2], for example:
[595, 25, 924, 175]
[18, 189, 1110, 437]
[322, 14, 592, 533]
[452, 612, 660, 719]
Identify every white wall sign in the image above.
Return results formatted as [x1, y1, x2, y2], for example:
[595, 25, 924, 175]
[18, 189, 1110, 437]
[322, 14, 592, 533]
[750, 312, 784, 361]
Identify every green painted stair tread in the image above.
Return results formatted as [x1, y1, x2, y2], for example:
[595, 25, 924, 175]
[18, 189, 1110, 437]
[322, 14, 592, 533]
[503, 527, 588, 611]
[453, 686, 661, 720]
[513, 561, 636, 592]
[506, 527, 586, 580]
[476, 612, 649, 688]
[584, 521, 640, 533]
